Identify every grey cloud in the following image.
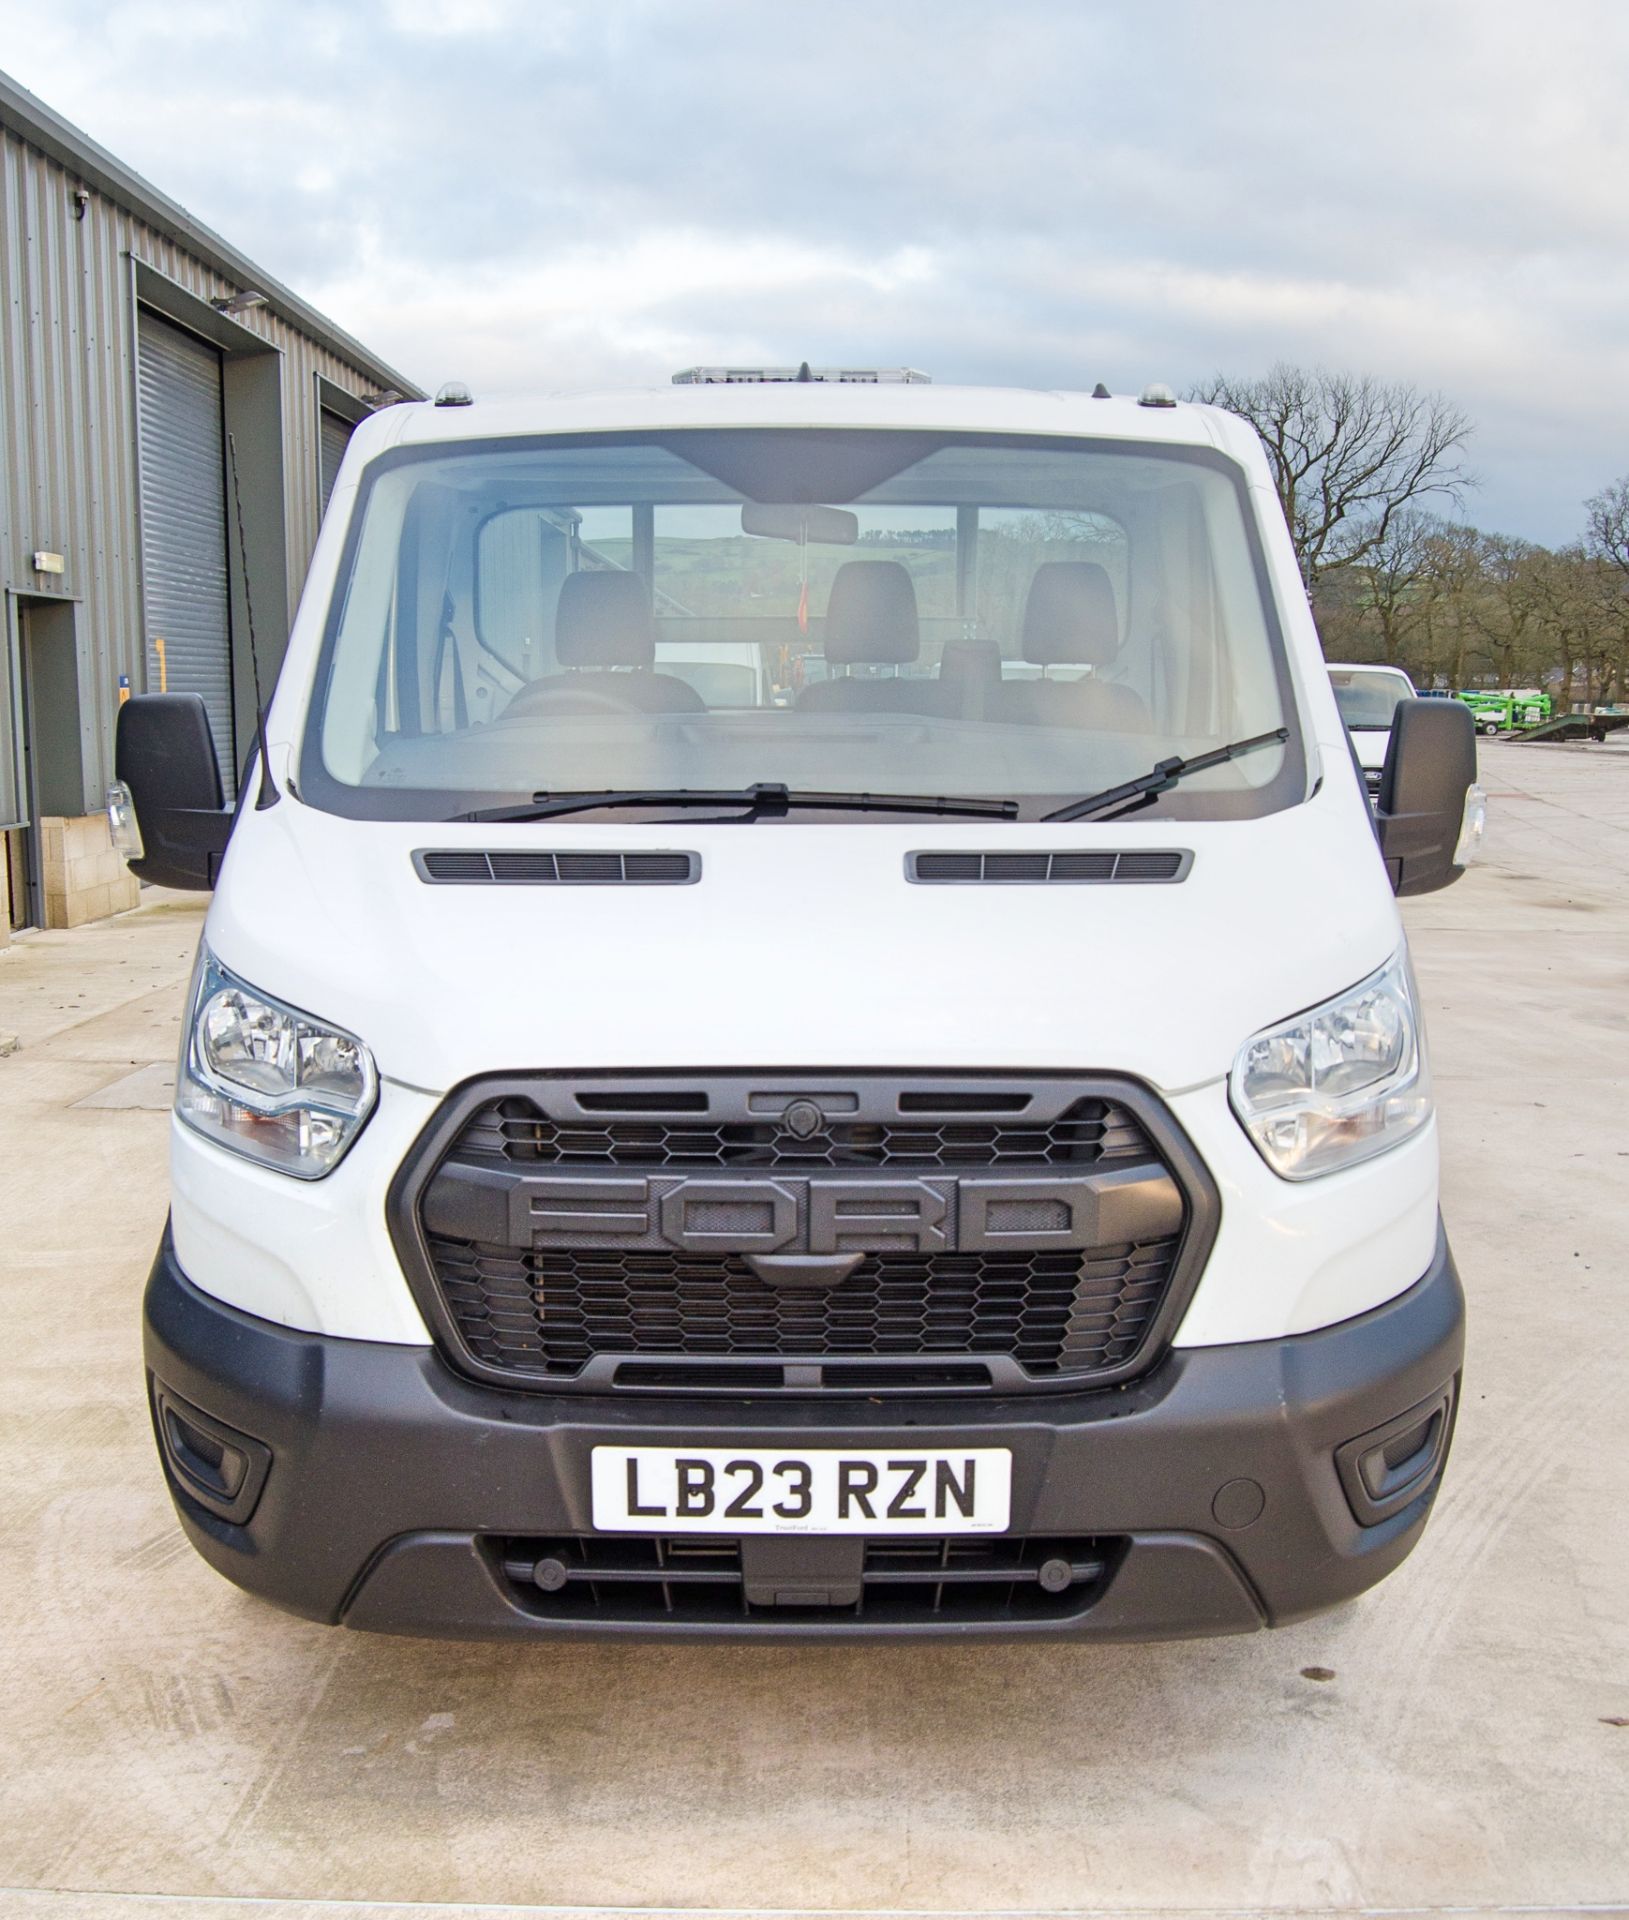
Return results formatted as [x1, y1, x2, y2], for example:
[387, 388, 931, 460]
[4, 0, 1626, 541]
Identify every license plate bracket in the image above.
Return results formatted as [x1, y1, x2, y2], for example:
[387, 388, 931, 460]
[739, 1534, 864, 1607]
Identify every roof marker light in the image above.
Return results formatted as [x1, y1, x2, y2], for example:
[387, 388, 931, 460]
[1138, 382, 1178, 409]
[434, 380, 474, 407]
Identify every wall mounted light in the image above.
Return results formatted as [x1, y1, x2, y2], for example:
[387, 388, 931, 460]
[210, 290, 269, 316]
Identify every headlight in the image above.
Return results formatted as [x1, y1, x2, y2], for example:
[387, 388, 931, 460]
[1229, 950, 1431, 1180]
[177, 951, 377, 1179]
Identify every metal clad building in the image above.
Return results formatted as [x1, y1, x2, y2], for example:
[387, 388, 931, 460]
[0, 68, 421, 931]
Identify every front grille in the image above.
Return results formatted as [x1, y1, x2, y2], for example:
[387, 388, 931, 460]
[460, 1093, 1150, 1170]
[495, 1533, 1119, 1624]
[392, 1074, 1214, 1396]
[428, 1237, 1180, 1381]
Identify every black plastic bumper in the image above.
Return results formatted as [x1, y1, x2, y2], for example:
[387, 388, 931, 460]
[143, 1227, 1465, 1641]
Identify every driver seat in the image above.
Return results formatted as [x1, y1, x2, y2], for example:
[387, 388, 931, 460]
[508, 572, 704, 716]
[995, 562, 1151, 732]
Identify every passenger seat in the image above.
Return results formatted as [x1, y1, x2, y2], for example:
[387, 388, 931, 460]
[795, 562, 950, 715]
[506, 572, 705, 716]
[995, 561, 1150, 732]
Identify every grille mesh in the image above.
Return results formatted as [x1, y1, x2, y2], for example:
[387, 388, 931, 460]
[458, 1095, 1150, 1170]
[428, 1237, 1180, 1380]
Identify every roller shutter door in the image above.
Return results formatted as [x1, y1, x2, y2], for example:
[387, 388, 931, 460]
[136, 310, 235, 795]
[318, 408, 353, 518]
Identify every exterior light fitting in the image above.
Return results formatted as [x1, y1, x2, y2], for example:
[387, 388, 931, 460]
[210, 290, 270, 316]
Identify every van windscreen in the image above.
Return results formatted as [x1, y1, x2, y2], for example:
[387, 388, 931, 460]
[1330, 670, 1411, 731]
[299, 430, 1303, 822]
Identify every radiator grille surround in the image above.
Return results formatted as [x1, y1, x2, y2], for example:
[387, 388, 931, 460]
[388, 1073, 1217, 1397]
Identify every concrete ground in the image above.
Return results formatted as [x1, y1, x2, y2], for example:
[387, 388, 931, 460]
[0, 742, 1625, 1920]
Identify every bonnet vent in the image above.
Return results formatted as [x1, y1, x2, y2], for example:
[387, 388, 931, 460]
[414, 850, 700, 886]
[907, 850, 1191, 884]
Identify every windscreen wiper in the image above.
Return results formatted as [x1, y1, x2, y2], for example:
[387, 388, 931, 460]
[1041, 727, 1290, 823]
[456, 783, 1021, 824]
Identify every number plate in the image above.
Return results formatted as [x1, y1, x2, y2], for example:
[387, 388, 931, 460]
[591, 1445, 1012, 1535]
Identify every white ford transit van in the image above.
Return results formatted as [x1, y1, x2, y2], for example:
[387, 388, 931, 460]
[118, 374, 1478, 1641]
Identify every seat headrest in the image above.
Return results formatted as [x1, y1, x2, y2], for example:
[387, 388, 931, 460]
[823, 560, 920, 666]
[1022, 561, 1120, 667]
[556, 571, 654, 668]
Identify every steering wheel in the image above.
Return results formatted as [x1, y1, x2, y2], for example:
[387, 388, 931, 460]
[504, 683, 641, 720]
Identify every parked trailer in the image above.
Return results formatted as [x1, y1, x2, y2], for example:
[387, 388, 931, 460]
[1514, 711, 1629, 745]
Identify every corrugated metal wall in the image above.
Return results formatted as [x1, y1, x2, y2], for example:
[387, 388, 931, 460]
[0, 120, 384, 802]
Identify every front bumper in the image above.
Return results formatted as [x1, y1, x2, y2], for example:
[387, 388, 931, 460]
[143, 1226, 1464, 1641]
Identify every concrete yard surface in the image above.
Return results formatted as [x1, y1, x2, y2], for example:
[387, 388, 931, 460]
[0, 1905, 1624, 1920]
[0, 743, 1625, 1919]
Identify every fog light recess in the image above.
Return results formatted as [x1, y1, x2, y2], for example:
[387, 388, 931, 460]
[1335, 1384, 1455, 1527]
[152, 1382, 271, 1525]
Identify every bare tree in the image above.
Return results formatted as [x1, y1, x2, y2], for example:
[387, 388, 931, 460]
[1307, 471, 1629, 713]
[1524, 545, 1628, 709]
[1313, 510, 1442, 670]
[1459, 535, 1556, 690]
[1585, 476, 1629, 576]
[1579, 478, 1629, 705]
[1187, 364, 1474, 587]
[1414, 522, 1486, 689]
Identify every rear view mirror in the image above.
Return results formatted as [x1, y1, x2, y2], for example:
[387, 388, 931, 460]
[1376, 698, 1479, 896]
[113, 694, 232, 891]
[741, 503, 859, 546]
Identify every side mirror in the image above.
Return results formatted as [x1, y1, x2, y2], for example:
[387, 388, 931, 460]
[1376, 697, 1479, 896]
[113, 695, 232, 891]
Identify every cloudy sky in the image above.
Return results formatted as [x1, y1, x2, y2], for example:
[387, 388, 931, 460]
[4, 0, 1626, 543]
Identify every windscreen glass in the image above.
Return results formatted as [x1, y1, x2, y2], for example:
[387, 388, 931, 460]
[1330, 669, 1411, 731]
[302, 431, 1303, 820]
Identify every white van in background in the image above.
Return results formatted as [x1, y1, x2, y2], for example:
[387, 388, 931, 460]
[114, 372, 1480, 1642]
[655, 638, 769, 710]
[1329, 663, 1418, 796]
